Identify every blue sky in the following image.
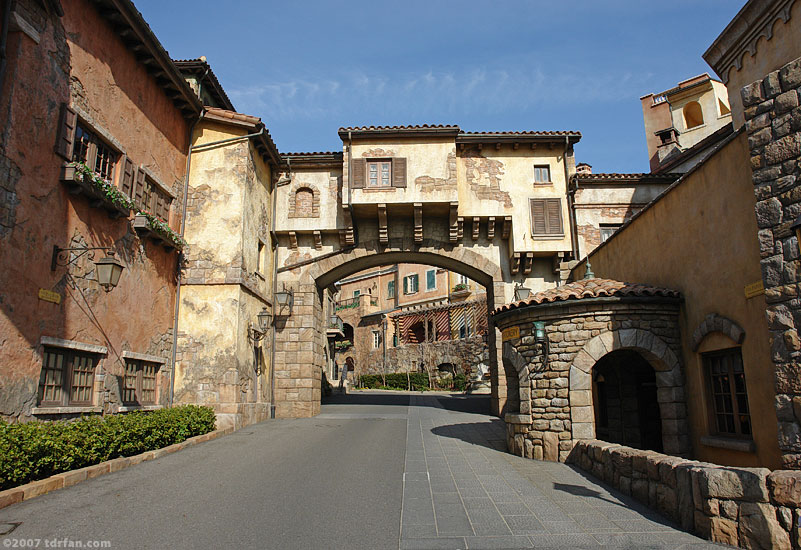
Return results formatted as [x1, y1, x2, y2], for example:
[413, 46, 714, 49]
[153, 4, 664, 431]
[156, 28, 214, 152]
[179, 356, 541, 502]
[138, 1, 745, 173]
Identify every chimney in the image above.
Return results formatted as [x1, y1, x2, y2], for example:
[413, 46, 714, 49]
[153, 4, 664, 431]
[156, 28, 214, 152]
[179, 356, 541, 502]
[576, 163, 592, 175]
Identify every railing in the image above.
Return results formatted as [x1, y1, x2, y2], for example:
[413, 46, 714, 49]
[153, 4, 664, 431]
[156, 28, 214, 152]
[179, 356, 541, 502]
[652, 94, 667, 105]
[335, 296, 360, 311]
[327, 317, 344, 332]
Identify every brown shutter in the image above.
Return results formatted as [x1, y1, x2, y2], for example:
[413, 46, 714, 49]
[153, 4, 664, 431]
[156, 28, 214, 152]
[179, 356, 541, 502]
[120, 156, 135, 198]
[351, 158, 366, 188]
[55, 104, 77, 160]
[156, 192, 166, 220]
[530, 199, 547, 234]
[392, 157, 407, 188]
[134, 167, 146, 210]
[546, 199, 563, 234]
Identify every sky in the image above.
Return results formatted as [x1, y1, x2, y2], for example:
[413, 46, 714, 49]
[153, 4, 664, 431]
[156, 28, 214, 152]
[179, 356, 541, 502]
[136, 1, 745, 173]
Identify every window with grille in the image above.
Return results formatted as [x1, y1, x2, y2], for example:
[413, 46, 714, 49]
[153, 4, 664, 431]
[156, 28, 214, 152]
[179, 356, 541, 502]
[372, 331, 381, 349]
[72, 123, 117, 181]
[38, 347, 99, 407]
[367, 160, 392, 187]
[705, 348, 751, 437]
[123, 359, 159, 405]
[530, 198, 564, 236]
[533, 165, 551, 184]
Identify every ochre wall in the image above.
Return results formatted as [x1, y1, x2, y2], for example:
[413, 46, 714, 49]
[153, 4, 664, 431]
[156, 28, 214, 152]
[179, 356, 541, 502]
[576, 132, 781, 469]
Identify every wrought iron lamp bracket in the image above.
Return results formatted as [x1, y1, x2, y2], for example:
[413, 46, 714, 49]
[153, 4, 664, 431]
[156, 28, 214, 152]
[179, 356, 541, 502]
[51, 245, 111, 271]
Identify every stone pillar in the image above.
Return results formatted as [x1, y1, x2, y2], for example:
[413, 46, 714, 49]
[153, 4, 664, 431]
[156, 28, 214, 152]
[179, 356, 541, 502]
[742, 56, 801, 468]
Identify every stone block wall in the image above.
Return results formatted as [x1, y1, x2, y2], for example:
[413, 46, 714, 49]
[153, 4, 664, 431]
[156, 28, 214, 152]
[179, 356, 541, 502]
[570, 440, 801, 549]
[498, 300, 686, 462]
[743, 55, 801, 469]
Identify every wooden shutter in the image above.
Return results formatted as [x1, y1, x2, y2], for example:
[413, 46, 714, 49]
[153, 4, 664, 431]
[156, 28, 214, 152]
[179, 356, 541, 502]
[403, 276, 408, 295]
[134, 167, 146, 210]
[55, 104, 77, 160]
[546, 199, 563, 234]
[392, 158, 407, 188]
[351, 158, 366, 188]
[155, 191, 165, 220]
[120, 156, 135, 198]
[530, 199, 547, 234]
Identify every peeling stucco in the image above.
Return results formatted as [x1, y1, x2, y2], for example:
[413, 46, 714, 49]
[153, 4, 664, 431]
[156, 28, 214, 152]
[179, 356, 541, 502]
[462, 149, 512, 207]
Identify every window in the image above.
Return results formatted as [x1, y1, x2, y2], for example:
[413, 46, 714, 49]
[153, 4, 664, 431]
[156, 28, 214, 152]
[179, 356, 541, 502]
[72, 123, 118, 181]
[533, 165, 551, 184]
[683, 101, 704, 129]
[372, 331, 381, 349]
[387, 280, 395, 299]
[367, 160, 392, 187]
[294, 187, 314, 216]
[136, 172, 172, 221]
[459, 317, 473, 339]
[426, 269, 437, 291]
[353, 289, 361, 298]
[122, 359, 159, 405]
[38, 347, 98, 407]
[403, 274, 419, 295]
[705, 348, 751, 437]
[600, 224, 621, 243]
[530, 198, 564, 236]
[351, 158, 406, 188]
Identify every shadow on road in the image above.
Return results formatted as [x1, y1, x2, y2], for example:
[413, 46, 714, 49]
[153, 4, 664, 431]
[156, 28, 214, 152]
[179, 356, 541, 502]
[322, 391, 493, 415]
[430, 421, 507, 452]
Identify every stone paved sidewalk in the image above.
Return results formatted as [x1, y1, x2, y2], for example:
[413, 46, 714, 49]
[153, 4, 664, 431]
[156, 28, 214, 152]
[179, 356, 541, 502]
[400, 394, 731, 550]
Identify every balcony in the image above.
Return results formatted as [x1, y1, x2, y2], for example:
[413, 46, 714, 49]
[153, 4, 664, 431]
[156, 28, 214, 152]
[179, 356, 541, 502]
[335, 295, 380, 316]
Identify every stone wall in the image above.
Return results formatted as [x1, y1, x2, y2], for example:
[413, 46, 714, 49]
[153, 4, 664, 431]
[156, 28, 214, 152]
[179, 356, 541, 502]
[496, 299, 687, 462]
[743, 55, 801, 469]
[569, 439, 801, 549]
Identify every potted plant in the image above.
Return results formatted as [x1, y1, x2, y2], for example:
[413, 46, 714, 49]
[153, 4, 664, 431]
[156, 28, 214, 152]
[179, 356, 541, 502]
[133, 210, 185, 251]
[60, 162, 133, 219]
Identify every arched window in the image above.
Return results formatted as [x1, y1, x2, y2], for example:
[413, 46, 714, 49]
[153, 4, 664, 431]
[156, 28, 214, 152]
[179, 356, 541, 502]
[294, 187, 314, 217]
[683, 101, 704, 129]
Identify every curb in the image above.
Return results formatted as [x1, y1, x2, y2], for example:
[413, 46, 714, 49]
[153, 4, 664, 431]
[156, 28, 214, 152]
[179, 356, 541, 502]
[0, 426, 234, 511]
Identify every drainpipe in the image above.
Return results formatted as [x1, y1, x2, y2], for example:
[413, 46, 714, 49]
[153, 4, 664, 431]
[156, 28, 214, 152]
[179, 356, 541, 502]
[169, 117, 266, 406]
[564, 136, 580, 263]
[0, 0, 11, 97]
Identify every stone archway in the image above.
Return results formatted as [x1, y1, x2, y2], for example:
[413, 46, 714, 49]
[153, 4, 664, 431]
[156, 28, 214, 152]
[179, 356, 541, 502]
[274, 237, 507, 418]
[569, 328, 688, 455]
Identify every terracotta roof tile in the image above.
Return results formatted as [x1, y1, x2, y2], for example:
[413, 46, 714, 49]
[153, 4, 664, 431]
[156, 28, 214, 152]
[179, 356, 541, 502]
[205, 107, 261, 125]
[282, 151, 342, 156]
[339, 124, 460, 132]
[572, 172, 682, 182]
[460, 130, 581, 136]
[492, 278, 680, 315]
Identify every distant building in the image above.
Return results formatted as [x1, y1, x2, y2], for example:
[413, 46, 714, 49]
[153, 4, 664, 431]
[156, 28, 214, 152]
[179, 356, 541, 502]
[641, 73, 733, 173]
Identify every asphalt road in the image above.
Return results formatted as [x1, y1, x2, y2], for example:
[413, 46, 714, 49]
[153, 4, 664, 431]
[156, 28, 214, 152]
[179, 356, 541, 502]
[0, 392, 410, 550]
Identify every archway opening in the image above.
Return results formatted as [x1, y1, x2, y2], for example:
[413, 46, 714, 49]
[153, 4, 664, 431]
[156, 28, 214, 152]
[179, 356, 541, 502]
[683, 101, 704, 129]
[592, 350, 663, 452]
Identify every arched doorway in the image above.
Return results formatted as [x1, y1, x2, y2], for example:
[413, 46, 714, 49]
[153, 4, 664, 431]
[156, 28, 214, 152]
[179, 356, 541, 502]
[592, 350, 663, 452]
[275, 238, 508, 418]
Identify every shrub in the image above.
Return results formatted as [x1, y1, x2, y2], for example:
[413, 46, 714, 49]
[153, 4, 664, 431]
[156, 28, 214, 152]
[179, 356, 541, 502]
[0, 405, 215, 490]
[359, 373, 430, 391]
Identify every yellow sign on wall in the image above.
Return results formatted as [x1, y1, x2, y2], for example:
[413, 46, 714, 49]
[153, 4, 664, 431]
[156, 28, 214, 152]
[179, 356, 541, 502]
[38, 289, 62, 305]
[501, 326, 519, 341]
[744, 280, 765, 299]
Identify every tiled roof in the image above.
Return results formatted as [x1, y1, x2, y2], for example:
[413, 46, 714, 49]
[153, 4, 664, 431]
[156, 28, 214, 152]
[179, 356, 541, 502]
[204, 107, 261, 125]
[572, 172, 682, 182]
[173, 58, 235, 112]
[492, 278, 680, 314]
[339, 124, 460, 132]
[460, 130, 581, 136]
[282, 151, 343, 156]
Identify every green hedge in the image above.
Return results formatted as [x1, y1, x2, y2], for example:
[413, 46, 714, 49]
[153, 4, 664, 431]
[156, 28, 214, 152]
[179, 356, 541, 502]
[357, 373, 467, 392]
[0, 405, 216, 490]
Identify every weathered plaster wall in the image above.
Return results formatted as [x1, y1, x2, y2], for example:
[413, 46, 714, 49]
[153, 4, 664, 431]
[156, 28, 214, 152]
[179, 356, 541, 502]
[275, 167, 342, 232]
[669, 82, 732, 150]
[575, 133, 780, 469]
[176, 121, 273, 429]
[0, 0, 187, 419]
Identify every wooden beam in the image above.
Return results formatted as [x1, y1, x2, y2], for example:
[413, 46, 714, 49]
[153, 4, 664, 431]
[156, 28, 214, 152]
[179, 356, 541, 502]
[502, 216, 512, 239]
[378, 203, 388, 244]
[487, 217, 495, 239]
[530, 143, 537, 150]
[414, 203, 423, 243]
[343, 209, 354, 245]
[449, 202, 459, 243]
[523, 252, 534, 275]
[472, 217, 480, 240]
[510, 252, 521, 275]
[495, 143, 501, 151]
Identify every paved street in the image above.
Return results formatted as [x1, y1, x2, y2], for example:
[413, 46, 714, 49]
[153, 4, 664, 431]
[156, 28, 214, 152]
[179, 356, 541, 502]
[0, 391, 728, 549]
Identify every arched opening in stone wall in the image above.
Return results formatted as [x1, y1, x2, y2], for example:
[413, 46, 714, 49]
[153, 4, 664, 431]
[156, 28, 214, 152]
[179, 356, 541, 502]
[592, 350, 663, 452]
[294, 187, 314, 217]
[273, 240, 508, 418]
